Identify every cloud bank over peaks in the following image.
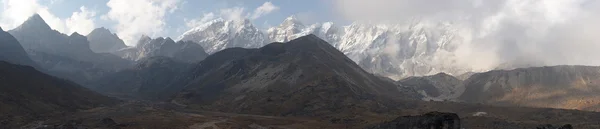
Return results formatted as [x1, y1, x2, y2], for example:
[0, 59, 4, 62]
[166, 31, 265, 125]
[251, 2, 280, 20]
[104, 0, 181, 46]
[184, 2, 280, 30]
[333, 0, 600, 70]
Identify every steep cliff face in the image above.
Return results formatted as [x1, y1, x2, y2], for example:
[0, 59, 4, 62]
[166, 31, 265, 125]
[460, 66, 600, 111]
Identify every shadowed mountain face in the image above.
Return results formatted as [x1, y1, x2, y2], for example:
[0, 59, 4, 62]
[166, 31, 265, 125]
[459, 65, 600, 111]
[93, 56, 191, 100]
[0, 61, 117, 128]
[7, 14, 132, 87]
[8, 15, 131, 70]
[116, 36, 208, 63]
[171, 34, 421, 116]
[400, 73, 463, 101]
[0, 27, 37, 68]
[86, 27, 127, 53]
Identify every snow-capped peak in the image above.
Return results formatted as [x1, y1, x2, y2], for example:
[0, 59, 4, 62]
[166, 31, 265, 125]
[178, 18, 267, 54]
[178, 15, 474, 79]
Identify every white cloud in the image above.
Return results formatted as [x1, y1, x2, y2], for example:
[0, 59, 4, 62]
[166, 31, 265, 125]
[0, 0, 97, 35]
[333, 0, 600, 70]
[105, 0, 180, 46]
[65, 6, 96, 35]
[183, 2, 279, 30]
[250, 2, 279, 20]
[220, 7, 246, 21]
[184, 12, 215, 28]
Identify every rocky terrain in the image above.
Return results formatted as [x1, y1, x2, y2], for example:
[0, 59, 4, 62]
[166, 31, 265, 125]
[460, 65, 600, 112]
[170, 34, 421, 117]
[116, 36, 208, 63]
[178, 18, 268, 54]
[86, 27, 127, 53]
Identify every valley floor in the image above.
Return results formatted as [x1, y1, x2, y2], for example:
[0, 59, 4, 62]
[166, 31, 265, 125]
[20, 100, 600, 129]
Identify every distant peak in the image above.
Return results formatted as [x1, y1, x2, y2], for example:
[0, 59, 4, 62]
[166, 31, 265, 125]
[18, 13, 51, 30]
[164, 37, 175, 43]
[281, 15, 304, 27]
[92, 27, 111, 32]
[0, 26, 3, 31]
[29, 13, 44, 21]
[87, 27, 115, 37]
[70, 32, 83, 37]
[289, 34, 328, 46]
[434, 72, 450, 76]
[140, 35, 151, 40]
[136, 35, 153, 46]
[284, 15, 298, 21]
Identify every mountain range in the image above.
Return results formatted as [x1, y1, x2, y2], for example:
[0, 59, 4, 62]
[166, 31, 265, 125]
[115, 36, 208, 63]
[179, 16, 471, 80]
[0, 27, 38, 68]
[170, 35, 421, 116]
[3, 13, 600, 128]
[87, 27, 127, 53]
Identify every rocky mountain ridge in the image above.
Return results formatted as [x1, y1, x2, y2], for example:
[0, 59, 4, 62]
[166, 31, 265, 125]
[179, 16, 472, 80]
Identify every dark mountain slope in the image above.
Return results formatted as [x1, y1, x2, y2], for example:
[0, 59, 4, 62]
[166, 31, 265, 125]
[8, 14, 131, 70]
[171, 34, 420, 116]
[459, 65, 600, 111]
[0, 61, 117, 128]
[7, 14, 132, 87]
[93, 56, 191, 100]
[0, 27, 37, 68]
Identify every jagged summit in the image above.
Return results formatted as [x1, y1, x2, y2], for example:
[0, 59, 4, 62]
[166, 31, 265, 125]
[15, 13, 52, 31]
[70, 32, 83, 37]
[87, 27, 128, 53]
[115, 36, 208, 63]
[178, 15, 484, 79]
[88, 27, 112, 36]
[178, 18, 268, 54]
[281, 15, 304, 27]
